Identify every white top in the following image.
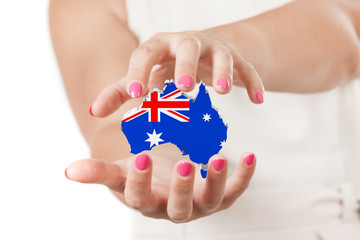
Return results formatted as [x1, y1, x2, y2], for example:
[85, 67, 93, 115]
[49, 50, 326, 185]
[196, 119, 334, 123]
[125, 0, 360, 239]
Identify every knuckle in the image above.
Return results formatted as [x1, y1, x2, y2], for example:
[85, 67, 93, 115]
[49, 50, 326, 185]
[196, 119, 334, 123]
[201, 201, 221, 211]
[140, 211, 152, 218]
[213, 43, 231, 57]
[221, 201, 233, 211]
[179, 36, 201, 49]
[182, 30, 198, 36]
[212, 41, 224, 50]
[127, 177, 147, 189]
[124, 177, 149, 209]
[168, 210, 191, 223]
[177, 61, 196, 70]
[125, 195, 146, 210]
[243, 62, 256, 74]
[128, 66, 145, 78]
[233, 180, 249, 195]
[216, 67, 232, 77]
[173, 183, 192, 195]
[224, 50, 233, 61]
[147, 36, 163, 46]
[151, 32, 166, 40]
[134, 45, 153, 57]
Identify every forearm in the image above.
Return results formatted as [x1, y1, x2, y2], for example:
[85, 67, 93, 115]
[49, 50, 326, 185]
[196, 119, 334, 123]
[204, 0, 360, 93]
[49, 0, 138, 154]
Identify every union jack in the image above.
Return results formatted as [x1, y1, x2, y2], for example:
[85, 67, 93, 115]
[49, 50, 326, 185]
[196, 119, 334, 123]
[121, 89, 190, 122]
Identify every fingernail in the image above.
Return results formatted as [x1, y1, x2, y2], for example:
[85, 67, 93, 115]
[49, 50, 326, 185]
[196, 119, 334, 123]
[129, 82, 142, 98]
[256, 91, 264, 103]
[65, 168, 70, 179]
[212, 159, 225, 171]
[177, 162, 192, 177]
[245, 153, 255, 166]
[217, 78, 229, 90]
[135, 154, 149, 171]
[178, 75, 193, 88]
[89, 103, 94, 116]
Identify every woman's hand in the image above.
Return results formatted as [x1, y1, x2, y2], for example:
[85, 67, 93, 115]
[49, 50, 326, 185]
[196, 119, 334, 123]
[65, 152, 256, 223]
[90, 31, 265, 118]
[52, 0, 260, 224]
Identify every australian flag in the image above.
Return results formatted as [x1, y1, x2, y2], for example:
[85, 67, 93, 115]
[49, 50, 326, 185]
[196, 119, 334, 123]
[121, 80, 228, 178]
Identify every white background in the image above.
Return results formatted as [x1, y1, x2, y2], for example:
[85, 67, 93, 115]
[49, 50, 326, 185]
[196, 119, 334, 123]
[0, 1, 132, 239]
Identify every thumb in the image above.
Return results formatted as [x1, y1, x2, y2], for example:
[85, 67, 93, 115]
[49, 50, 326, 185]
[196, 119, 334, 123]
[65, 158, 128, 191]
[89, 77, 129, 118]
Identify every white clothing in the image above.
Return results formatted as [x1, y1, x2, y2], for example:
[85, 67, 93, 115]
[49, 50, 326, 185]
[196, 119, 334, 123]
[125, 0, 360, 239]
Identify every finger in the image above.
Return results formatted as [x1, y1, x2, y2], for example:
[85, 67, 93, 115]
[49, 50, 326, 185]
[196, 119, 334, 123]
[148, 64, 175, 90]
[233, 53, 265, 104]
[167, 161, 195, 222]
[124, 154, 153, 210]
[89, 77, 128, 117]
[65, 158, 127, 191]
[174, 36, 201, 92]
[221, 152, 256, 209]
[126, 36, 169, 98]
[195, 155, 228, 211]
[211, 43, 233, 94]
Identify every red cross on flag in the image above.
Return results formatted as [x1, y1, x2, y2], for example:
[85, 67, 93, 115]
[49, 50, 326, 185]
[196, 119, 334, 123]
[121, 88, 190, 123]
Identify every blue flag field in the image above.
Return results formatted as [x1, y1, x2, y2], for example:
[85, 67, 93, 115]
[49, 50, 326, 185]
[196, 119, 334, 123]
[121, 80, 228, 178]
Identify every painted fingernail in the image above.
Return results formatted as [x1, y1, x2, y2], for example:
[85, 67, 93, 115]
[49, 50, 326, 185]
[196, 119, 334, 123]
[65, 168, 70, 179]
[245, 153, 255, 166]
[177, 162, 192, 177]
[178, 75, 193, 88]
[217, 78, 229, 90]
[129, 82, 142, 98]
[135, 154, 149, 171]
[212, 159, 225, 171]
[89, 103, 94, 116]
[256, 91, 264, 103]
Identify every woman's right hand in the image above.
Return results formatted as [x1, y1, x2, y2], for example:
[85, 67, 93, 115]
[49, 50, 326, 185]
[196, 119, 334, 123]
[89, 30, 265, 118]
[65, 152, 256, 223]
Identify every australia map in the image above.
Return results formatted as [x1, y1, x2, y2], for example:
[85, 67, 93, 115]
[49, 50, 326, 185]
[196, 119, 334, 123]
[121, 80, 228, 178]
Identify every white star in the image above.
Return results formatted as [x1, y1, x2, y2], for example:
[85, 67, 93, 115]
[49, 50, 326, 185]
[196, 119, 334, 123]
[145, 129, 164, 147]
[203, 113, 211, 122]
[220, 140, 226, 147]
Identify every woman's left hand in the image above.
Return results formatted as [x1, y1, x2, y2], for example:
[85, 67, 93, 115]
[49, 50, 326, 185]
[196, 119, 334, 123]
[90, 30, 265, 118]
[65, 151, 257, 223]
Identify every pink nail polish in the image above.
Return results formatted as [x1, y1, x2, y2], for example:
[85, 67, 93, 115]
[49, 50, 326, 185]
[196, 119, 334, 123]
[212, 159, 225, 171]
[245, 153, 255, 166]
[217, 78, 229, 90]
[177, 162, 192, 177]
[178, 75, 193, 88]
[256, 91, 264, 103]
[135, 154, 149, 171]
[89, 103, 94, 116]
[129, 82, 143, 98]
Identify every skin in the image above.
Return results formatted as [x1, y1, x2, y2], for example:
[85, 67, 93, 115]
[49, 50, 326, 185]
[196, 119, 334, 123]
[49, 0, 360, 223]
